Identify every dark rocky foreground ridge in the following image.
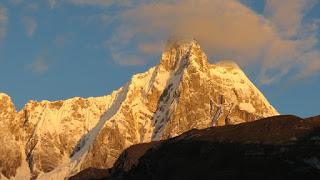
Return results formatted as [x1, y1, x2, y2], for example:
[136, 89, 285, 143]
[70, 115, 320, 180]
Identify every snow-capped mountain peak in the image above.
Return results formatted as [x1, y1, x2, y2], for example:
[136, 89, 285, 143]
[160, 39, 208, 71]
[0, 40, 278, 180]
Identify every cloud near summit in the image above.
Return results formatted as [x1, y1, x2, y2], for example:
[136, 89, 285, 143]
[70, 0, 320, 84]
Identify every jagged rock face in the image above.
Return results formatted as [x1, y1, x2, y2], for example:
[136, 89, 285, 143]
[153, 42, 277, 140]
[0, 94, 22, 179]
[0, 93, 17, 129]
[69, 41, 278, 176]
[0, 93, 119, 179]
[0, 127, 22, 178]
[19, 94, 119, 178]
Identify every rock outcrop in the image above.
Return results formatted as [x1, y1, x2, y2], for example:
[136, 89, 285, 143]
[0, 93, 23, 178]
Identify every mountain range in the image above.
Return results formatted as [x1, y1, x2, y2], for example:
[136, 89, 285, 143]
[0, 40, 278, 179]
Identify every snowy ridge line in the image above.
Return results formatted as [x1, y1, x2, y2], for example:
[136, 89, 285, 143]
[151, 54, 189, 141]
[37, 86, 128, 180]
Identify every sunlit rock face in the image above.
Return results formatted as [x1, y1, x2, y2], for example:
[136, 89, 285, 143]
[0, 92, 119, 179]
[71, 40, 278, 177]
[19, 95, 119, 178]
[0, 93, 17, 131]
[0, 40, 278, 179]
[0, 93, 22, 178]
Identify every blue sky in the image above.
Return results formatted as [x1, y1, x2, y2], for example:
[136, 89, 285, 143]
[0, 0, 319, 117]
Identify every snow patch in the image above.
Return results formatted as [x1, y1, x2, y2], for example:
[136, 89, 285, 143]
[13, 147, 31, 180]
[239, 103, 256, 114]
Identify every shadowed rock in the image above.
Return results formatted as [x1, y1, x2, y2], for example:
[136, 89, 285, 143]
[72, 115, 320, 180]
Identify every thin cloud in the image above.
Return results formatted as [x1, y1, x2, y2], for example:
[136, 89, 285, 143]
[53, 35, 66, 47]
[104, 40, 146, 65]
[48, 0, 58, 9]
[22, 16, 37, 37]
[69, 0, 114, 6]
[261, 0, 320, 83]
[294, 50, 320, 80]
[25, 3, 39, 12]
[265, 0, 315, 38]
[0, 4, 7, 43]
[28, 55, 49, 74]
[9, 0, 23, 5]
[67, 0, 133, 7]
[86, 13, 112, 26]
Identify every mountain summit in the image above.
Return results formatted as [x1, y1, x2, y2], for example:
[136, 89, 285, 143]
[0, 40, 278, 179]
[160, 39, 207, 70]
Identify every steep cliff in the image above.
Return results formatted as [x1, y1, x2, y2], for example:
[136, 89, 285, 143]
[0, 93, 21, 178]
